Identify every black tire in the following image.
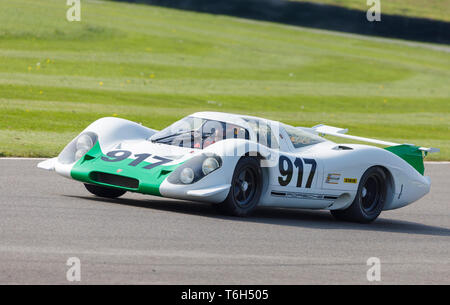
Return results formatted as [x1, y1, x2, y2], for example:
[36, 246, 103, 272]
[331, 167, 387, 223]
[84, 183, 126, 199]
[219, 157, 263, 217]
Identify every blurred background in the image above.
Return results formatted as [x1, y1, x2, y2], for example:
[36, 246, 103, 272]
[0, 0, 448, 159]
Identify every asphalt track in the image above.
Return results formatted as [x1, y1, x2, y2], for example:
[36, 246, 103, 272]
[0, 159, 448, 284]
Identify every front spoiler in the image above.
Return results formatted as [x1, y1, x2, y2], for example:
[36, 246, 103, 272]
[186, 184, 231, 198]
[37, 158, 57, 171]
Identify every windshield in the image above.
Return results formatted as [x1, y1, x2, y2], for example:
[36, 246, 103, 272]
[150, 117, 249, 149]
[283, 124, 325, 148]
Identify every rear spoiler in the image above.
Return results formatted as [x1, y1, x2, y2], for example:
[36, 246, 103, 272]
[311, 124, 440, 154]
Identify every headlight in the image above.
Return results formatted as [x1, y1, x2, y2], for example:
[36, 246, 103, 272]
[75, 148, 89, 161]
[167, 154, 222, 185]
[202, 157, 219, 175]
[180, 167, 195, 184]
[76, 134, 93, 151]
[75, 134, 94, 161]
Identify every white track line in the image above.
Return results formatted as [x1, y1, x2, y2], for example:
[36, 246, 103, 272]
[1, 158, 449, 164]
[425, 161, 450, 164]
[0, 158, 46, 160]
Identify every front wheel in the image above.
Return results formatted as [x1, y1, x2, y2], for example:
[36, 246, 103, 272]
[218, 157, 263, 217]
[84, 183, 126, 199]
[331, 167, 387, 223]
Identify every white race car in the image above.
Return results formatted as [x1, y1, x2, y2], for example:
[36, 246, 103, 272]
[38, 112, 439, 223]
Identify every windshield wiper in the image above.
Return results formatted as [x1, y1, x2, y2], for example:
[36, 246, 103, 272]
[152, 130, 215, 144]
[151, 130, 196, 143]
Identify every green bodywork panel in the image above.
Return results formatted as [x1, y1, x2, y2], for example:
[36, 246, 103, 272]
[71, 142, 182, 196]
[385, 144, 425, 175]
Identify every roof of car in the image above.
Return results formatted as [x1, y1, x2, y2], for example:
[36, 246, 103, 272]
[191, 111, 280, 127]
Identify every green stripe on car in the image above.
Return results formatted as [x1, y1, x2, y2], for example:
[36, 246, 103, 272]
[385, 144, 425, 175]
[71, 141, 182, 196]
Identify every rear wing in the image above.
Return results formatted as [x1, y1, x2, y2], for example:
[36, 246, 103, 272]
[311, 124, 440, 154]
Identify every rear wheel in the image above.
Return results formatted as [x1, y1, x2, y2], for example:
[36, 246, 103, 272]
[84, 183, 126, 199]
[331, 167, 387, 223]
[218, 157, 263, 216]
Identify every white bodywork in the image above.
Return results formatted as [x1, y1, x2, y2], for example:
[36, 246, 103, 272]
[39, 112, 435, 212]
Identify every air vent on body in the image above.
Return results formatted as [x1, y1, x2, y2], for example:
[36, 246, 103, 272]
[333, 145, 353, 151]
[89, 172, 139, 189]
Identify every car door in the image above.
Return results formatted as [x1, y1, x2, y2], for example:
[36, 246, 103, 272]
[264, 129, 328, 209]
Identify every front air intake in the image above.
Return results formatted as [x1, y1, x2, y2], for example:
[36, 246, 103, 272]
[89, 172, 139, 189]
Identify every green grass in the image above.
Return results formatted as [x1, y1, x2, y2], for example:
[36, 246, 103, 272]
[291, 0, 450, 22]
[0, 0, 449, 160]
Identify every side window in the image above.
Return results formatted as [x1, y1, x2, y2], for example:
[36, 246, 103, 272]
[224, 123, 249, 141]
[283, 125, 325, 149]
[244, 119, 279, 149]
